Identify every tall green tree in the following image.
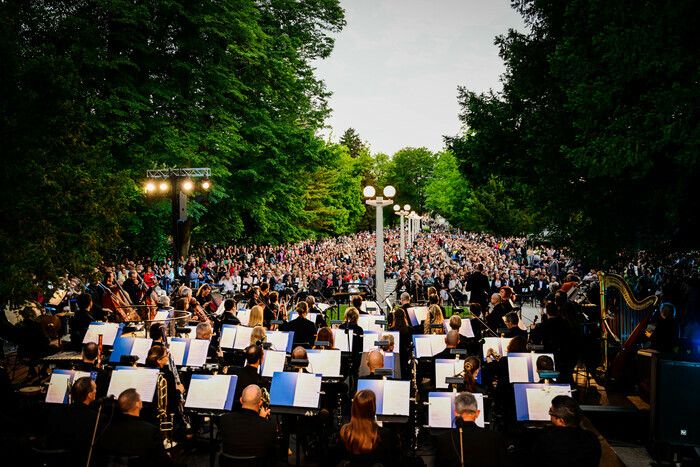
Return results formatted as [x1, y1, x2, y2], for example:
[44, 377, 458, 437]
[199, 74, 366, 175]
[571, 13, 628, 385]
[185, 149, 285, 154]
[449, 0, 700, 264]
[384, 147, 437, 214]
[339, 127, 366, 158]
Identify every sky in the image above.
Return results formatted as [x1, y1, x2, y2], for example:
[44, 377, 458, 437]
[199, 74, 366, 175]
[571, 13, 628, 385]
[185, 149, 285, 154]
[313, 0, 526, 155]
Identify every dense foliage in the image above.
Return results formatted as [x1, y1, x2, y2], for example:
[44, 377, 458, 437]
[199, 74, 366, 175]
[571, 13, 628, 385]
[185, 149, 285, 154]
[448, 0, 700, 264]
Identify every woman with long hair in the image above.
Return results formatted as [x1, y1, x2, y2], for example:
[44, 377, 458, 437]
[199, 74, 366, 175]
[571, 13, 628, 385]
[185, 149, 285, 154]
[424, 304, 445, 335]
[247, 305, 264, 328]
[337, 390, 399, 465]
[389, 307, 413, 380]
[463, 355, 483, 393]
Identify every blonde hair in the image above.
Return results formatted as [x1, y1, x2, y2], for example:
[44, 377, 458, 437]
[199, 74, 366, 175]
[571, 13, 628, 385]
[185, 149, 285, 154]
[250, 325, 267, 345]
[424, 304, 445, 335]
[249, 305, 264, 328]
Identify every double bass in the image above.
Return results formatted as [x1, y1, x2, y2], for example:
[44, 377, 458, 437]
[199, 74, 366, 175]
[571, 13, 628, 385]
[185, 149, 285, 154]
[99, 272, 139, 322]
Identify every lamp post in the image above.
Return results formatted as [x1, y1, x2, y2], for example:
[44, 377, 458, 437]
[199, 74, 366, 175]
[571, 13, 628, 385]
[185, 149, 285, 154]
[393, 204, 410, 260]
[408, 211, 420, 243]
[144, 168, 211, 263]
[364, 185, 395, 308]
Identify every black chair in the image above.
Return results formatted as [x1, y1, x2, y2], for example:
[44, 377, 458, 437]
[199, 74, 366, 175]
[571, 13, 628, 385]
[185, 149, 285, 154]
[219, 452, 267, 467]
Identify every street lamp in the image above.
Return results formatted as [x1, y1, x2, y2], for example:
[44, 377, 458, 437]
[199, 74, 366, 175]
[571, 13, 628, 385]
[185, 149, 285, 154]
[393, 203, 410, 260]
[364, 185, 395, 309]
[408, 211, 420, 243]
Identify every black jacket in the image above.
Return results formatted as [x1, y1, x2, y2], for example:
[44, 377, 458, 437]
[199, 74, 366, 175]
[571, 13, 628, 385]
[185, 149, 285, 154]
[433, 421, 509, 467]
[46, 402, 97, 466]
[98, 413, 170, 466]
[232, 364, 264, 410]
[280, 316, 317, 348]
[220, 408, 277, 464]
[531, 426, 601, 467]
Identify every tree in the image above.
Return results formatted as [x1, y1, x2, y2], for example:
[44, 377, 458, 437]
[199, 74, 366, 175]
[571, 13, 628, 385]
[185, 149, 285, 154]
[449, 0, 700, 264]
[339, 127, 366, 158]
[384, 147, 437, 214]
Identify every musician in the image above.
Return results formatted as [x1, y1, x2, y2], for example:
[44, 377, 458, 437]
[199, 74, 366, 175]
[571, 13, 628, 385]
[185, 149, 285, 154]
[433, 331, 460, 360]
[45, 377, 97, 466]
[232, 345, 265, 410]
[195, 283, 213, 309]
[388, 307, 413, 380]
[467, 264, 490, 310]
[351, 295, 365, 315]
[121, 271, 143, 306]
[486, 293, 508, 333]
[220, 299, 241, 326]
[98, 388, 172, 466]
[195, 321, 223, 364]
[462, 356, 483, 393]
[259, 282, 271, 306]
[145, 346, 184, 415]
[364, 350, 387, 380]
[447, 315, 470, 350]
[306, 295, 327, 328]
[280, 302, 316, 347]
[433, 392, 508, 467]
[534, 272, 550, 307]
[646, 303, 678, 352]
[531, 395, 601, 467]
[536, 355, 557, 383]
[70, 293, 97, 350]
[287, 346, 310, 373]
[247, 305, 264, 328]
[263, 291, 281, 328]
[335, 389, 400, 466]
[530, 303, 576, 383]
[100, 271, 131, 322]
[423, 304, 445, 335]
[149, 322, 167, 347]
[314, 327, 335, 350]
[503, 312, 527, 339]
[250, 326, 267, 346]
[219, 384, 276, 466]
[246, 286, 262, 309]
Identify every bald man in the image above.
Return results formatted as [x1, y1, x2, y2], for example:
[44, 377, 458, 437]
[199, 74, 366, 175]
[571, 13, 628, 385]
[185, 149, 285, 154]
[220, 384, 277, 464]
[365, 350, 386, 380]
[433, 330, 461, 360]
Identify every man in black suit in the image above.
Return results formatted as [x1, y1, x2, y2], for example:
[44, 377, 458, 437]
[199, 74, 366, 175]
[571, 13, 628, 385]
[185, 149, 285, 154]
[467, 264, 490, 310]
[232, 345, 265, 410]
[434, 392, 509, 466]
[280, 301, 317, 347]
[70, 293, 96, 350]
[531, 395, 601, 467]
[98, 388, 171, 466]
[220, 384, 277, 466]
[45, 377, 97, 466]
[502, 312, 527, 339]
[433, 331, 461, 360]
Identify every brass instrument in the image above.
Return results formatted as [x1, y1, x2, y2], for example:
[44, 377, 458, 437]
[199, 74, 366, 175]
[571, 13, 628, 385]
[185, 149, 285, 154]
[598, 271, 659, 378]
[261, 387, 271, 418]
[156, 373, 175, 448]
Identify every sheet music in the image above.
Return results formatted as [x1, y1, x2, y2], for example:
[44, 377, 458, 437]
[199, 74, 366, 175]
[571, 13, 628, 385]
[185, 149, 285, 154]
[293, 373, 321, 408]
[429, 334, 447, 355]
[45, 371, 72, 404]
[458, 319, 475, 338]
[168, 339, 187, 366]
[219, 325, 237, 349]
[154, 310, 170, 321]
[381, 380, 410, 416]
[83, 322, 120, 345]
[525, 386, 572, 421]
[233, 326, 253, 350]
[237, 309, 251, 326]
[357, 315, 383, 332]
[435, 359, 461, 389]
[186, 339, 210, 367]
[501, 338, 513, 356]
[362, 331, 379, 352]
[333, 329, 353, 352]
[414, 337, 432, 358]
[289, 312, 318, 324]
[131, 338, 153, 364]
[185, 375, 231, 410]
[316, 303, 331, 312]
[107, 368, 159, 403]
[261, 350, 287, 377]
[408, 306, 429, 325]
[508, 356, 530, 383]
[307, 350, 342, 377]
[266, 331, 289, 352]
[483, 337, 509, 359]
[428, 394, 453, 428]
[474, 393, 486, 428]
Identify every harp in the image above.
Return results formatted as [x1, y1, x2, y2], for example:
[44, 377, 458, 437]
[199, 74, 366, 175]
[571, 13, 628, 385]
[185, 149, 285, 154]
[598, 271, 659, 380]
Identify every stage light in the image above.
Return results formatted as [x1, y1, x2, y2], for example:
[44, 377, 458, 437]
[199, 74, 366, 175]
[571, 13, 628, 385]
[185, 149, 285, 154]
[182, 180, 194, 192]
[383, 185, 396, 198]
[404, 204, 410, 211]
[201, 180, 211, 190]
[159, 181, 169, 192]
[145, 181, 156, 193]
[363, 186, 376, 198]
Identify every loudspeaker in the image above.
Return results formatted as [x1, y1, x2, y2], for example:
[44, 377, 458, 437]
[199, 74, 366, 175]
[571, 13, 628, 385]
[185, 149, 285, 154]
[650, 356, 700, 447]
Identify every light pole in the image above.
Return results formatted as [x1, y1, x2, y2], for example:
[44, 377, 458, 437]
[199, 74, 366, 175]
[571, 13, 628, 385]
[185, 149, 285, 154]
[393, 204, 410, 260]
[364, 185, 395, 308]
[408, 211, 420, 243]
[144, 168, 211, 263]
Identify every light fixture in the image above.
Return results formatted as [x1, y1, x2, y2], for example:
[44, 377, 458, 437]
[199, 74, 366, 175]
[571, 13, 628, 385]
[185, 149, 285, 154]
[145, 181, 156, 193]
[383, 185, 396, 198]
[182, 180, 194, 191]
[404, 204, 410, 211]
[159, 181, 169, 192]
[393, 204, 400, 211]
[363, 186, 376, 198]
[201, 180, 211, 190]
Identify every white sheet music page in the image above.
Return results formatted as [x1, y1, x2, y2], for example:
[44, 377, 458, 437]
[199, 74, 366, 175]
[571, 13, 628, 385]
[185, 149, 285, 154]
[185, 375, 230, 410]
[131, 338, 153, 364]
[332, 329, 353, 352]
[525, 386, 571, 421]
[83, 322, 120, 345]
[501, 338, 513, 356]
[45, 372, 71, 404]
[233, 326, 253, 350]
[107, 369, 159, 403]
[186, 339, 210, 367]
[474, 393, 486, 427]
[414, 337, 431, 358]
[237, 309, 251, 326]
[429, 334, 447, 356]
[382, 380, 410, 416]
[266, 331, 289, 352]
[508, 356, 530, 383]
[307, 350, 341, 377]
[168, 339, 187, 366]
[428, 395, 453, 428]
[409, 307, 430, 323]
[362, 331, 379, 353]
[435, 360, 457, 389]
[261, 350, 287, 377]
[293, 373, 321, 408]
[219, 325, 237, 349]
[460, 319, 475, 338]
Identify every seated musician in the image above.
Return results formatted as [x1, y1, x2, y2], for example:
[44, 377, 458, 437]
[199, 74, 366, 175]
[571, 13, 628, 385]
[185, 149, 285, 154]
[536, 354, 557, 383]
[531, 395, 601, 467]
[423, 304, 446, 335]
[530, 303, 576, 383]
[233, 345, 265, 410]
[314, 327, 335, 350]
[247, 305, 265, 328]
[250, 325, 267, 346]
[433, 392, 508, 467]
[149, 322, 166, 347]
[280, 302, 316, 347]
[195, 283, 213, 309]
[145, 346, 184, 415]
[45, 376, 97, 466]
[195, 321, 223, 364]
[462, 356, 484, 393]
[286, 346, 310, 373]
[365, 350, 388, 380]
[262, 290, 281, 328]
[448, 315, 470, 350]
[433, 330, 461, 360]
[98, 388, 172, 466]
[351, 295, 365, 315]
[306, 295, 327, 328]
[219, 384, 276, 466]
[72, 342, 99, 372]
[378, 333, 395, 354]
[335, 389, 400, 466]
[70, 293, 97, 350]
[646, 303, 678, 352]
[502, 312, 527, 339]
[220, 299, 240, 326]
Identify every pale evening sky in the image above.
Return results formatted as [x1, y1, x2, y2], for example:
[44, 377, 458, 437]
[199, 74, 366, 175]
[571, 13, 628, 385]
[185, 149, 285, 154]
[313, 0, 526, 155]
